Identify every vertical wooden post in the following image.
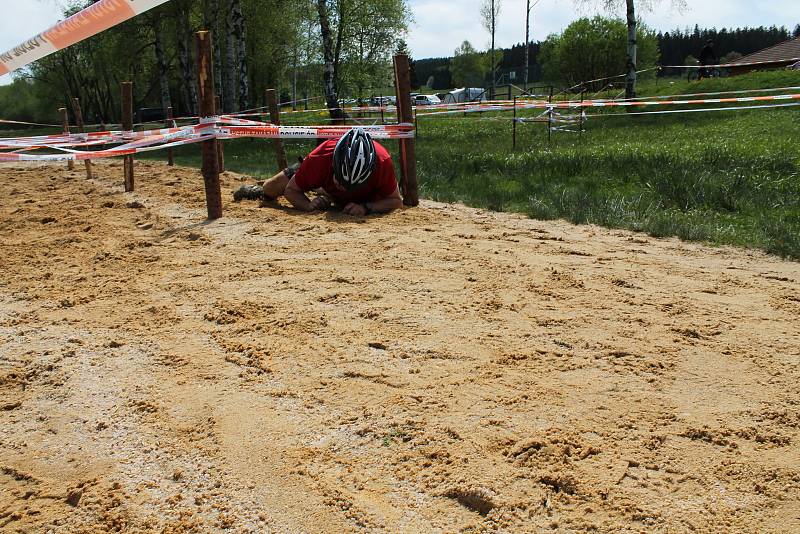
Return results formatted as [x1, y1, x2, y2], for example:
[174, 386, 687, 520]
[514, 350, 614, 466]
[215, 95, 225, 172]
[379, 94, 385, 125]
[547, 85, 553, 145]
[512, 95, 517, 150]
[121, 81, 134, 192]
[70, 98, 93, 180]
[393, 54, 418, 207]
[266, 89, 288, 171]
[59, 107, 75, 171]
[195, 30, 223, 220]
[165, 106, 174, 166]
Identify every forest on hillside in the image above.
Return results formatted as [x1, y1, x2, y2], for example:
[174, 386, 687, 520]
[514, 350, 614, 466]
[414, 24, 800, 89]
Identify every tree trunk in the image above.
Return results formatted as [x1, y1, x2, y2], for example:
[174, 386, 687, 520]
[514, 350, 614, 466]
[224, 0, 238, 112]
[230, 0, 248, 110]
[153, 17, 172, 112]
[209, 0, 224, 110]
[333, 0, 345, 97]
[316, 0, 344, 121]
[625, 0, 637, 99]
[491, 0, 496, 98]
[178, 6, 198, 115]
[524, 0, 530, 85]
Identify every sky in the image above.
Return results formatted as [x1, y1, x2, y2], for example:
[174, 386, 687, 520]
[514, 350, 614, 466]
[0, 0, 798, 86]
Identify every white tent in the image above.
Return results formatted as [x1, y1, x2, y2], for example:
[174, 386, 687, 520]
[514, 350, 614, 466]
[442, 88, 487, 104]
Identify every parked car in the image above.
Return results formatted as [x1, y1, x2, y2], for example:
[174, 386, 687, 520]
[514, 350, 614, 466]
[369, 96, 394, 106]
[413, 94, 442, 106]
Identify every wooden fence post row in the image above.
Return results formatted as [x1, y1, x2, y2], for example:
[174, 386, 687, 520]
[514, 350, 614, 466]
[266, 88, 288, 172]
[70, 98, 93, 180]
[392, 53, 419, 207]
[121, 81, 134, 192]
[195, 31, 222, 220]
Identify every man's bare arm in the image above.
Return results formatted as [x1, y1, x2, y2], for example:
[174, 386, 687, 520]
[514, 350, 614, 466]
[342, 185, 403, 215]
[284, 177, 329, 211]
[367, 185, 403, 213]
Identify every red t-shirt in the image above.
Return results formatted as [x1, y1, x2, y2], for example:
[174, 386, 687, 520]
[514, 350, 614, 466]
[293, 139, 398, 205]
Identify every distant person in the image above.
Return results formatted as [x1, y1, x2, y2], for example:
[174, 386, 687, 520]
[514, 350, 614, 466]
[234, 128, 403, 216]
[698, 39, 718, 79]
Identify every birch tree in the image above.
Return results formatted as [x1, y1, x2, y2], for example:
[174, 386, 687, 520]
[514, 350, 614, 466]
[524, 0, 541, 85]
[480, 0, 501, 97]
[578, 0, 684, 98]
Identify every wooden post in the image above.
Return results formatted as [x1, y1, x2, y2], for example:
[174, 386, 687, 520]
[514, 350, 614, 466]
[121, 82, 134, 192]
[512, 95, 517, 150]
[70, 98, 93, 180]
[215, 95, 225, 172]
[59, 107, 75, 171]
[266, 89, 288, 170]
[165, 106, 174, 166]
[379, 94, 385, 125]
[195, 30, 223, 220]
[547, 85, 553, 145]
[393, 54, 418, 207]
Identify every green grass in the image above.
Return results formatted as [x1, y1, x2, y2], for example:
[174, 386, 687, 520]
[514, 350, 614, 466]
[413, 72, 800, 259]
[5, 71, 800, 259]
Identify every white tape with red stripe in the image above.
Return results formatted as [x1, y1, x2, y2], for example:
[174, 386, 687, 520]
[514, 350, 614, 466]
[0, 0, 171, 76]
[0, 118, 415, 162]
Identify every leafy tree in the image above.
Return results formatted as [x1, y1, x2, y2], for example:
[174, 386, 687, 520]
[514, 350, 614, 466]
[577, 0, 684, 98]
[451, 40, 488, 87]
[315, 0, 410, 118]
[539, 16, 658, 89]
[9, 0, 407, 123]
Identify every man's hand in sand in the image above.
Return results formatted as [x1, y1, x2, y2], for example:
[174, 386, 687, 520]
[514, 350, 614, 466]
[309, 196, 331, 211]
[342, 202, 367, 216]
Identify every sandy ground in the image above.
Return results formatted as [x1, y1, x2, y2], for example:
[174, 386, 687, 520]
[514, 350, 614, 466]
[0, 159, 799, 533]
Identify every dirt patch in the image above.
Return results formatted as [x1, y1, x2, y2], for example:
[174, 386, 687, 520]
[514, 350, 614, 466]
[0, 160, 799, 532]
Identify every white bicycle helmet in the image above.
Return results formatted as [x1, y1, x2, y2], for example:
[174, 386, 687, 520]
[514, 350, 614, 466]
[333, 128, 377, 191]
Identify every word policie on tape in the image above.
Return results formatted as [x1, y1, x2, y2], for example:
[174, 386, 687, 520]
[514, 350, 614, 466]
[0, 0, 171, 76]
[0, 117, 416, 162]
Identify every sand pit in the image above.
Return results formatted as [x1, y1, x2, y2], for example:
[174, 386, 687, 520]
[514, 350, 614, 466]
[0, 160, 798, 532]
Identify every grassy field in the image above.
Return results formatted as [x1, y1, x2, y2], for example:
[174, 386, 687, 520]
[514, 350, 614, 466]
[4, 71, 799, 259]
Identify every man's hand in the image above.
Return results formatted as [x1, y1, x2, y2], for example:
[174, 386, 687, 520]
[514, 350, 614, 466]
[309, 196, 331, 211]
[342, 202, 368, 216]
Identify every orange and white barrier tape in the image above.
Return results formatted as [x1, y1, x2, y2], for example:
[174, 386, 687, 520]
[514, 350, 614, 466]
[544, 92, 800, 109]
[0, 118, 415, 162]
[0, 0, 171, 76]
[219, 123, 415, 140]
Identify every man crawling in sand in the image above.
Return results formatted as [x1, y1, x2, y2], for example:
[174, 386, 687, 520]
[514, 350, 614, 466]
[233, 128, 403, 216]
